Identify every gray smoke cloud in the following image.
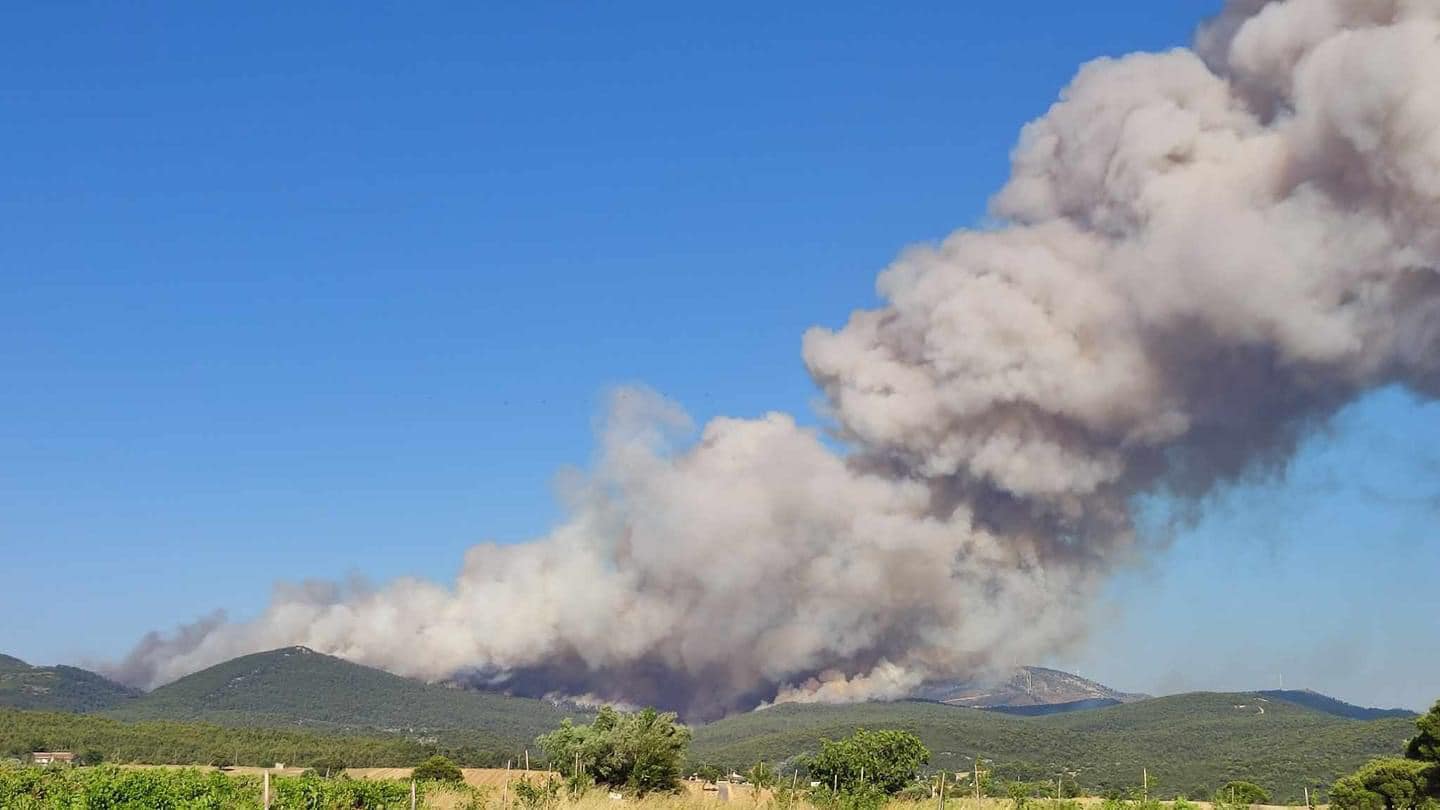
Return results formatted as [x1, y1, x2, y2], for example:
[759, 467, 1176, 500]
[110, 0, 1440, 719]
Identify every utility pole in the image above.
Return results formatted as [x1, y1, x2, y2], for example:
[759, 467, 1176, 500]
[974, 760, 980, 801]
[410, 779, 417, 810]
[1142, 768, 1148, 802]
[1304, 787, 1310, 809]
[938, 771, 946, 810]
[263, 770, 271, 810]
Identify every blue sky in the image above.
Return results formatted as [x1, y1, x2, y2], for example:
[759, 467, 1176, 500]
[3, 2, 1436, 710]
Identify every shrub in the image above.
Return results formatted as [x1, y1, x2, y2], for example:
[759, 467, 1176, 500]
[512, 777, 562, 810]
[306, 754, 348, 778]
[412, 754, 464, 782]
[1216, 780, 1273, 806]
[809, 782, 889, 810]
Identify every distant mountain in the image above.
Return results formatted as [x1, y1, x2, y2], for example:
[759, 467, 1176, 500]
[1258, 689, 1417, 720]
[911, 665, 1149, 711]
[104, 646, 584, 751]
[0, 654, 140, 712]
[693, 691, 1417, 803]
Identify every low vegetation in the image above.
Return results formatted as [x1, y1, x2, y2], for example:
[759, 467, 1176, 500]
[0, 765, 452, 808]
[413, 755, 465, 782]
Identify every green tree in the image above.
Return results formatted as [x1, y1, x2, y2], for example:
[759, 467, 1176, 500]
[1330, 758, 1439, 810]
[1008, 780, 1035, 810]
[693, 763, 722, 783]
[1408, 701, 1440, 764]
[306, 754, 348, 778]
[412, 755, 464, 782]
[537, 706, 690, 795]
[747, 760, 777, 788]
[805, 728, 930, 795]
[1216, 780, 1272, 805]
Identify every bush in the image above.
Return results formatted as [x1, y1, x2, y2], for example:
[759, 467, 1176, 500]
[809, 782, 889, 810]
[512, 777, 562, 810]
[306, 754, 348, 778]
[412, 754, 464, 782]
[1216, 780, 1272, 806]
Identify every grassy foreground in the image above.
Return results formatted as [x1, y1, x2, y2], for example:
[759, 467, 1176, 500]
[0, 766, 1321, 810]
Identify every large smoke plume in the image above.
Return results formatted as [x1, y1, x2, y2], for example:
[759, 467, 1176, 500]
[112, 0, 1440, 719]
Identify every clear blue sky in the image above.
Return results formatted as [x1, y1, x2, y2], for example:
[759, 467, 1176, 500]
[3, 2, 1436, 710]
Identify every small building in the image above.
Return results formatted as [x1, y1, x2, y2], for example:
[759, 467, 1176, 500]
[32, 752, 75, 766]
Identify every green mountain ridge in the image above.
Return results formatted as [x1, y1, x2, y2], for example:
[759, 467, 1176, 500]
[0, 654, 139, 713]
[1257, 689, 1417, 720]
[690, 692, 1417, 802]
[103, 646, 586, 753]
[1, 647, 1424, 801]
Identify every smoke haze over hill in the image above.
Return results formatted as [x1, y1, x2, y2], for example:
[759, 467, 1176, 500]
[113, 0, 1440, 718]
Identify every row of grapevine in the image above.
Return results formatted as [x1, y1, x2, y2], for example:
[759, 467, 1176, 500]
[0, 765, 456, 809]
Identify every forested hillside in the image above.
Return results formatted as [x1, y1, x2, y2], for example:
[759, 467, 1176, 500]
[104, 647, 583, 751]
[0, 708, 503, 767]
[690, 692, 1416, 802]
[0, 655, 139, 713]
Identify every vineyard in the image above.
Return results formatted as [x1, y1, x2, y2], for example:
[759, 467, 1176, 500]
[0, 765, 485, 809]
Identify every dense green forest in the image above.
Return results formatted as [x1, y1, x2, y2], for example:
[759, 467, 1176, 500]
[0, 709, 511, 768]
[689, 693, 1416, 802]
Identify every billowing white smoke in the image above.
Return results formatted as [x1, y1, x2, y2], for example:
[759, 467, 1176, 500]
[112, 0, 1440, 718]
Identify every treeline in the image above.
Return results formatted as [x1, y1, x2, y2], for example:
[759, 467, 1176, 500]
[0, 708, 510, 769]
[688, 694, 1419, 802]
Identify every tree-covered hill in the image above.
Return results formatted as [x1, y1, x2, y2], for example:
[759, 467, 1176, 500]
[1257, 689, 1417, 720]
[103, 646, 583, 751]
[690, 692, 1418, 803]
[0, 654, 139, 713]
